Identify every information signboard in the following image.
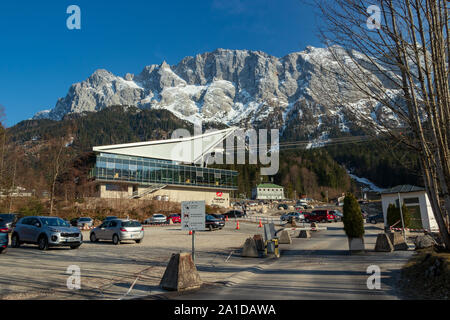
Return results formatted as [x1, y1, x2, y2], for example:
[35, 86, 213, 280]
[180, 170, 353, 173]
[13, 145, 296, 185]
[181, 201, 206, 231]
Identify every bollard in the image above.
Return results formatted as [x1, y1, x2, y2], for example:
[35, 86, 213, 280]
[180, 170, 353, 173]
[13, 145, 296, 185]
[236, 220, 240, 230]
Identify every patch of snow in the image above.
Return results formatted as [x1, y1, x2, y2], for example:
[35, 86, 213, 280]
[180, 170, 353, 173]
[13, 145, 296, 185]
[347, 172, 385, 192]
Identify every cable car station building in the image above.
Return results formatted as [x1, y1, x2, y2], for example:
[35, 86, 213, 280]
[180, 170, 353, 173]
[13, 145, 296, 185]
[90, 128, 238, 207]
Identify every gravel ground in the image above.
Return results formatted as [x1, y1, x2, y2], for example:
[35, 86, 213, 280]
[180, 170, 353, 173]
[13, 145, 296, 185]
[0, 221, 267, 300]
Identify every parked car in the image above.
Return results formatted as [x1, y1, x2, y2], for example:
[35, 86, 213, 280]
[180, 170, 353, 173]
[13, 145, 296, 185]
[280, 211, 305, 222]
[296, 200, 308, 207]
[90, 219, 144, 244]
[211, 214, 225, 221]
[367, 213, 384, 224]
[223, 210, 244, 218]
[330, 210, 343, 221]
[70, 217, 93, 228]
[277, 204, 289, 210]
[0, 213, 19, 232]
[205, 215, 225, 231]
[361, 210, 368, 219]
[11, 216, 82, 250]
[0, 219, 9, 254]
[167, 214, 181, 224]
[144, 214, 167, 225]
[295, 204, 314, 210]
[304, 210, 337, 223]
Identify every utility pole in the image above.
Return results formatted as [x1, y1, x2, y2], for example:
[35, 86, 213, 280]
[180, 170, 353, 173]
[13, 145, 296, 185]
[192, 230, 196, 263]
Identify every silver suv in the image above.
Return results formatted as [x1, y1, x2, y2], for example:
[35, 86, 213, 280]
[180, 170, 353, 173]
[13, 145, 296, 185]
[90, 219, 144, 245]
[11, 216, 82, 250]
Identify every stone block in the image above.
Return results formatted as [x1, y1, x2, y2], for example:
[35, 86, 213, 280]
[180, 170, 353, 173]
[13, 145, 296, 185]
[278, 230, 292, 244]
[387, 231, 409, 251]
[414, 235, 437, 249]
[374, 233, 394, 252]
[298, 230, 311, 238]
[160, 253, 202, 291]
[241, 237, 259, 257]
[253, 234, 265, 251]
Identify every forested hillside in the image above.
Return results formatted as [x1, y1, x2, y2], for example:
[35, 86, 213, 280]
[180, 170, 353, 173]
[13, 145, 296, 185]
[325, 139, 422, 188]
[3, 106, 420, 203]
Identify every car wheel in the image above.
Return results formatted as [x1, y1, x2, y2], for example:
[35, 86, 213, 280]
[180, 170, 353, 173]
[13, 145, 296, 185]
[135, 239, 141, 243]
[90, 233, 98, 242]
[305, 219, 310, 223]
[112, 234, 120, 245]
[321, 219, 326, 223]
[11, 233, 20, 248]
[371, 220, 376, 224]
[70, 244, 80, 249]
[0, 247, 6, 254]
[38, 235, 49, 251]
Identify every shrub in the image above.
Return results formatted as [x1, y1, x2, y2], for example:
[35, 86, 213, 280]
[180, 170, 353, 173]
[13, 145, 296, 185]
[342, 192, 364, 238]
[18, 198, 46, 216]
[386, 203, 411, 228]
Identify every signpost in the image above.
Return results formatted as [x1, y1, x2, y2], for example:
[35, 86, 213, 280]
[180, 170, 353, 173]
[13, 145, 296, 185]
[181, 201, 206, 263]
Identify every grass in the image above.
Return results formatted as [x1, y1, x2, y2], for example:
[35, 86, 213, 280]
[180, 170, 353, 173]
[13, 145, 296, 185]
[400, 247, 450, 300]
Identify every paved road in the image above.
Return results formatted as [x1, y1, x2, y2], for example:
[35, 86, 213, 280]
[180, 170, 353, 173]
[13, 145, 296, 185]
[172, 223, 414, 300]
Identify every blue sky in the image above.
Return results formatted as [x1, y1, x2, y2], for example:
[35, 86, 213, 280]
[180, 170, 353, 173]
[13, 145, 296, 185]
[0, 0, 321, 127]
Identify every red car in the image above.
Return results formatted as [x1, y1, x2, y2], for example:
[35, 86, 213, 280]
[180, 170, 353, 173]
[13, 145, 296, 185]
[304, 210, 337, 223]
[167, 214, 181, 223]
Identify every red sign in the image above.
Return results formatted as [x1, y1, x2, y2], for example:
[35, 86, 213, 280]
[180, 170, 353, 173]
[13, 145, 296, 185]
[216, 192, 223, 197]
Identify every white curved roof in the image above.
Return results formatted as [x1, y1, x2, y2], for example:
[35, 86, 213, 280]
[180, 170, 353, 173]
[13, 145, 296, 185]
[93, 127, 237, 164]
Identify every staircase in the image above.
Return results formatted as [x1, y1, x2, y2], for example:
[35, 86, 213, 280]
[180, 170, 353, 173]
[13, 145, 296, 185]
[130, 184, 167, 199]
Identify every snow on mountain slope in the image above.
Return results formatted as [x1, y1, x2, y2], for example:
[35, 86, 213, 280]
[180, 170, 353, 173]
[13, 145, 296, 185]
[33, 47, 402, 139]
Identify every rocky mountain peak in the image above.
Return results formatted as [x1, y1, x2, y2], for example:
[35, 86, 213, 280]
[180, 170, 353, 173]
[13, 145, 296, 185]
[32, 47, 398, 141]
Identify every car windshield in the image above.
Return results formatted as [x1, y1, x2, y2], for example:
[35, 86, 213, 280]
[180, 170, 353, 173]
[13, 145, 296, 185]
[79, 218, 91, 221]
[206, 215, 216, 220]
[41, 217, 69, 227]
[154, 214, 165, 218]
[121, 221, 141, 227]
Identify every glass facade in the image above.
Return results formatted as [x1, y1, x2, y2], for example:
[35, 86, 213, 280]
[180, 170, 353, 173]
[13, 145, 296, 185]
[91, 153, 238, 190]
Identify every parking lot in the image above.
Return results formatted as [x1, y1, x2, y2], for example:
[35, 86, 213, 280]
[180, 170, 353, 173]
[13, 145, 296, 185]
[0, 220, 267, 299]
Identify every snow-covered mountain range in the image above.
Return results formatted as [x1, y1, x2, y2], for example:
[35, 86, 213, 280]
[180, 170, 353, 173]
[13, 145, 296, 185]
[33, 46, 399, 140]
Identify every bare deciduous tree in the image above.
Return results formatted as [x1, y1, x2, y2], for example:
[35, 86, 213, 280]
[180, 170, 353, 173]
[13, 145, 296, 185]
[44, 136, 72, 215]
[312, 0, 449, 247]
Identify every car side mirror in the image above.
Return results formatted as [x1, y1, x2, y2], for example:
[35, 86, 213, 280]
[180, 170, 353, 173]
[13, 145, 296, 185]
[35, 223, 41, 228]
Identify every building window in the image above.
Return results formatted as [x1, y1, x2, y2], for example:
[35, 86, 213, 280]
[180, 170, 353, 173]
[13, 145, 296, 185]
[105, 184, 121, 191]
[404, 197, 420, 205]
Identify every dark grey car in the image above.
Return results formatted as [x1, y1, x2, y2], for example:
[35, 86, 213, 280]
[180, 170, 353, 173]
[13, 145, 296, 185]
[89, 219, 144, 245]
[11, 216, 82, 250]
[367, 213, 384, 224]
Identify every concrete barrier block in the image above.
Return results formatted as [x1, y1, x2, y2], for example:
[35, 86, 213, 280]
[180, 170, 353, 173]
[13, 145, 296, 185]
[374, 233, 394, 252]
[278, 230, 292, 244]
[387, 231, 409, 251]
[160, 253, 202, 291]
[253, 235, 265, 251]
[298, 230, 311, 238]
[242, 237, 259, 257]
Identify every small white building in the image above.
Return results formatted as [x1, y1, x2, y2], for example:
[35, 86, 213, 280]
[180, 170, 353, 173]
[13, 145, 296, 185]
[380, 185, 439, 232]
[252, 183, 284, 200]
